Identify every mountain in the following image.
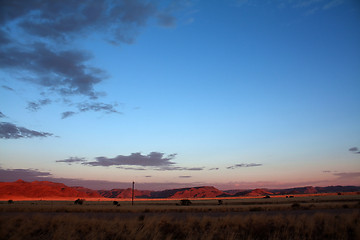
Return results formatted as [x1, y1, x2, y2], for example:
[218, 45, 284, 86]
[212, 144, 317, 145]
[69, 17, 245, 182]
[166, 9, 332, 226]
[1, 180, 359, 200]
[98, 188, 152, 198]
[233, 188, 273, 197]
[0, 179, 101, 199]
[98, 186, 227, 199]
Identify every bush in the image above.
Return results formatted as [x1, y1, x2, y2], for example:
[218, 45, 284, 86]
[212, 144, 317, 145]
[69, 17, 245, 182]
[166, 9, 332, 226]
[8, 200, 14, 204]
[74, 199, 84, 205]
[180, 199, 192, 206]
[291, 203, 301, 209]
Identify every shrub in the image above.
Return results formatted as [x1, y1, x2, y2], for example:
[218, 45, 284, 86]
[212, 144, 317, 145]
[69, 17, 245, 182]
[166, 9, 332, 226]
[74, 199, 84, 205]
[180, 199, 192, 206]
[113, 201, 119, 206]
[8, 200, 14, 204]
[291, 203, 301, 209]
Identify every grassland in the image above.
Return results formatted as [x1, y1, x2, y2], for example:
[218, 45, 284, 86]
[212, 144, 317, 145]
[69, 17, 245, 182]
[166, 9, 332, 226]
[0, 194, 359, 240]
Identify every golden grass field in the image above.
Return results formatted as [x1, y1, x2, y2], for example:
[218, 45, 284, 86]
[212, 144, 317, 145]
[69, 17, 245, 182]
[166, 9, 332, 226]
[1, 194, 359, 240]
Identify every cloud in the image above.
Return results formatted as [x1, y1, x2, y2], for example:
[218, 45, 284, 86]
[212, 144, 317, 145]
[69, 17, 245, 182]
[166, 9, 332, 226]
[83, 152, 177, 167]
[0, 0, 177, 116]
[0, 43, 106, 99]
[349, 147, 360, 154]
[179, 176, 192, 178]
[117, 166, 147, 171]
[227, 163, 262, 169]
[333, 172, 360, 181]
[209, 168, 219, 170]
[56, 157, 87, 165]
[0, 168, 52, 182]
[0, 122, 54, 139]
[154, 166, 204, 171]
[61, 111, 77, 119]
[57, 152, 204, 171]
[77, 102, 121, 114]
[0, 112, 6, 118]
[26, 99, 52, 111]
[1, 85, 14, 91]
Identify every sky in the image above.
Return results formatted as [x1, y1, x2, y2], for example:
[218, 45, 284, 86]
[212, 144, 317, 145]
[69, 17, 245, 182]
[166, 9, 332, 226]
[0, 0, 359, 191]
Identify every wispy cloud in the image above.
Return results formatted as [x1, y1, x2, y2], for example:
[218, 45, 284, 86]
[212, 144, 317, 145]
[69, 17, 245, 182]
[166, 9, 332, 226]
[26, 99, 52, 112]
[333, 172, 360, 181]
[61, 111, 77, 119]
[209, 168, 219, 170]
[56, 157, 86, 165]
[179, 175, 192, 178]
[0, 112, 6, 118]
[1, 85, 14, 91]
[0, 122, 54, 139]
[227, 163, 262, 169]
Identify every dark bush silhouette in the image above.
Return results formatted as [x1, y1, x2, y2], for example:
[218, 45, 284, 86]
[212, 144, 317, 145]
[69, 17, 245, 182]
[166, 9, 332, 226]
[218, 200, 223, 205]
[291, 203, 301, 209]
[263, 195, 271, 199]
[289, 195, 294, 198]
[74, 199, 84, 205]
[8, 200, 14, 204]
[180, 199, 192, 206]
[113, 201, 119, 206]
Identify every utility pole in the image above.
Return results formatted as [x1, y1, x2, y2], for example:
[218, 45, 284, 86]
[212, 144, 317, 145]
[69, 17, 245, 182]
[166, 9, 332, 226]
[132, 181, 135, 206]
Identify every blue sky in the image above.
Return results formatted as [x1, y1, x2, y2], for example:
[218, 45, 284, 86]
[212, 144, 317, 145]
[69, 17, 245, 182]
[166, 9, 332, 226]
[0, 0, 359, 190]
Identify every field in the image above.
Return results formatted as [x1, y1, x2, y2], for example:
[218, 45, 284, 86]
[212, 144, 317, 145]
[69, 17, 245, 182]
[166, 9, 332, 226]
[1, 194, 359, 240]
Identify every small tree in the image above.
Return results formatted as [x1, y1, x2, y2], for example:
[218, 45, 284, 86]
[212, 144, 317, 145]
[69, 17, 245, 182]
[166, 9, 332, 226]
[8, 200, 14, 204]
[74, 199, 84, 205]
[180, 199, 192, 206]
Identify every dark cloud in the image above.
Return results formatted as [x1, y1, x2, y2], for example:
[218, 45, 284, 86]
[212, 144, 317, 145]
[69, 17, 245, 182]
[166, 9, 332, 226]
[56, 157, 87, 165]
[227, 163, 262, 169]
[0, 43, 105, 99]
[61, 111, 77, 119]
[0, 0, 178, 116]
[1, 85, 14, 91]
[26, 99, 52, 112]
[0, 112, 6, 118]
[0, 168, 52, 182]
[179, 176, 192, 178]
[349, 147, 360, 154]
[145, 176, 152, 178]
[209, 168, 219, 170]
[57, 152, 203, 171]
[0, 122, 54, 139]
[84, 152, 177, 167]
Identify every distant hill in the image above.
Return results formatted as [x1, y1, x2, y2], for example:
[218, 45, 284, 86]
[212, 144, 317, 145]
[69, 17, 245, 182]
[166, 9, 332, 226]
[233, 188, 274, 197]
[0, 179, 101, 199]
[1, 180, 359, 199]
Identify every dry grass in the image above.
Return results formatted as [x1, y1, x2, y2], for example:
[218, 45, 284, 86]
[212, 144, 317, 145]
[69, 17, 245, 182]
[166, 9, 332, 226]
[0, 195, 359, 239]
[0, 211, 359, 240]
